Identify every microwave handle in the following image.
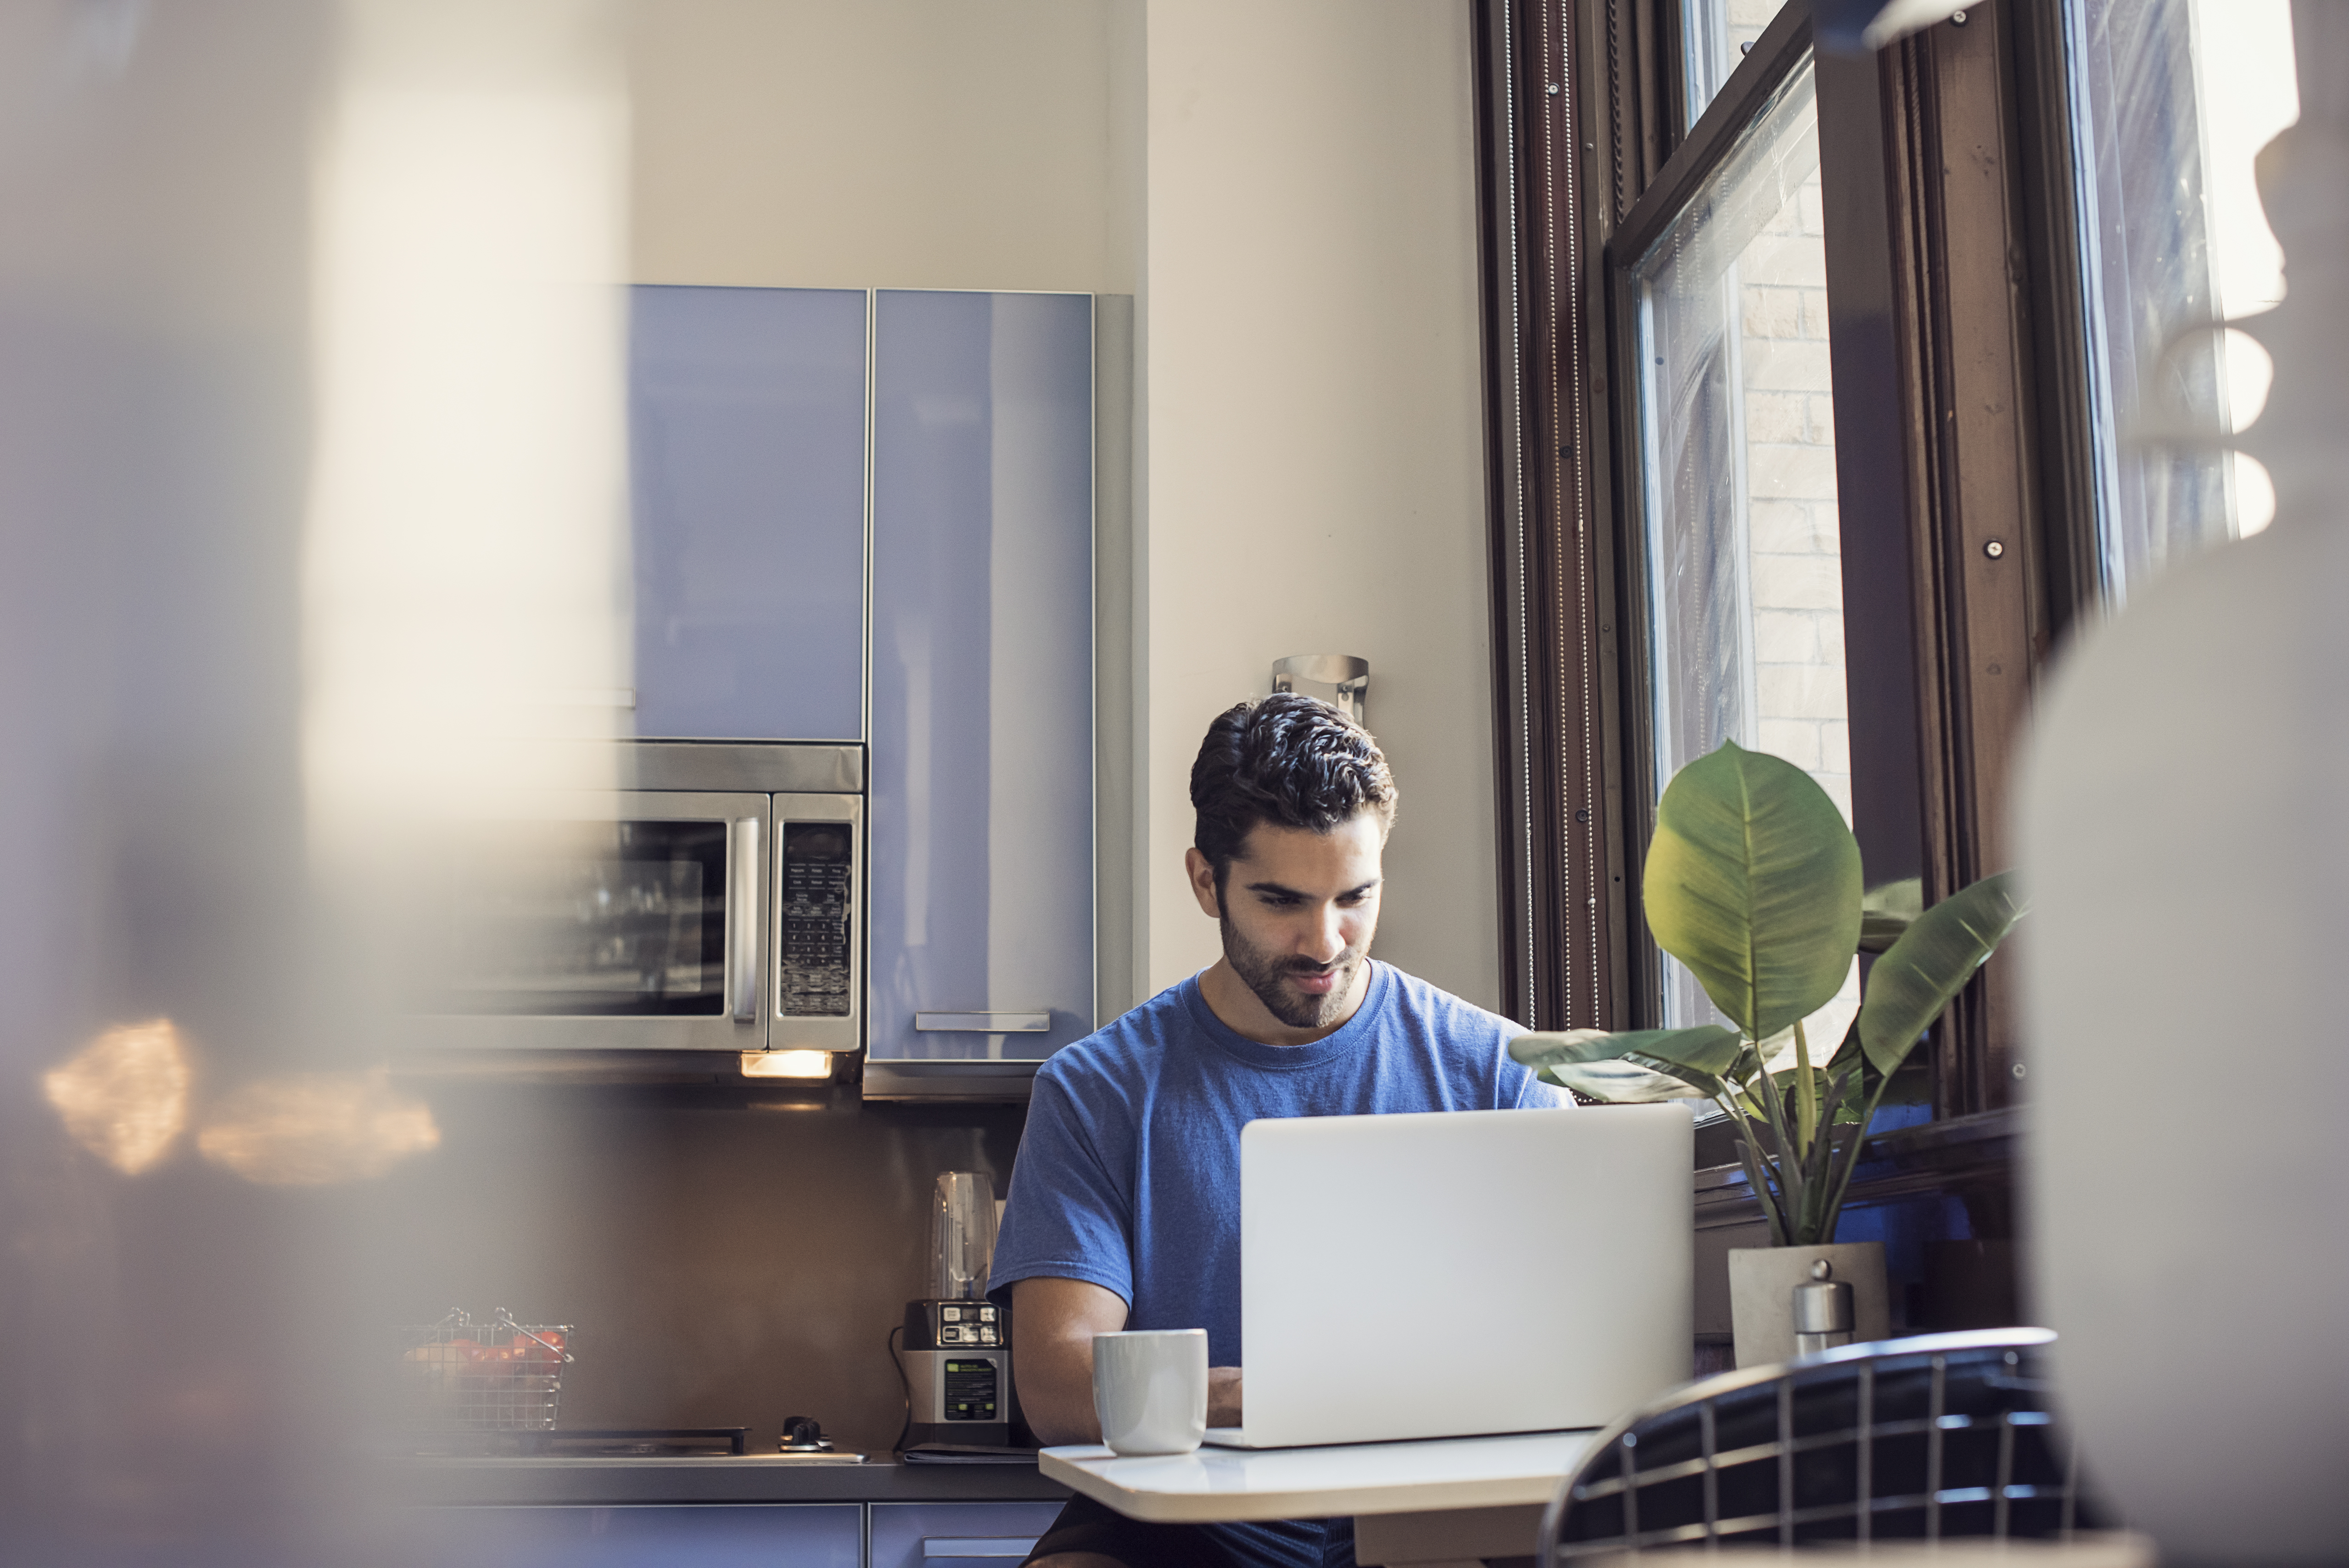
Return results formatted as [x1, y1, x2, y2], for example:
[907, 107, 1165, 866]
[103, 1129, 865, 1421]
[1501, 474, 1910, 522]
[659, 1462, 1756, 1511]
[727, 815, 761, 1021]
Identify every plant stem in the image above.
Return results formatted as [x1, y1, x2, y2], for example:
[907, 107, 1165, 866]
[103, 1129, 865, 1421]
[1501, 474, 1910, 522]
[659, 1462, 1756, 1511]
[1724, 1108, 1789, 1246]
[1794, 1017, 1818, 1158]
[1817, 1068, 1896, 1241]
[1800, 1070, 1843, 1243]
[1752, 1050, 1804, 1235]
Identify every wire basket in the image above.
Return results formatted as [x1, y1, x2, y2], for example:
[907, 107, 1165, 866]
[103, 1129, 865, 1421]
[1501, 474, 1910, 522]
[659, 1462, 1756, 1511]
[397, 1308, 573, 1432]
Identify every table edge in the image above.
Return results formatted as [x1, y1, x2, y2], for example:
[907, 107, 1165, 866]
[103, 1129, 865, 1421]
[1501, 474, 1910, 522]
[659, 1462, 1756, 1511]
[1035, 1451, 1569, 1525]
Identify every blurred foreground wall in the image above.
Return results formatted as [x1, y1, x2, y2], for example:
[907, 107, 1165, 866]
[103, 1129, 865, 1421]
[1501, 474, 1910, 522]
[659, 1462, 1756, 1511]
[0, 3, 631, 1560]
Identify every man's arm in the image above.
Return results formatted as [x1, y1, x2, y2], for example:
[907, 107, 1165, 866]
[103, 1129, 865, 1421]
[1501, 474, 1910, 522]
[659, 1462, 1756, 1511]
[1011, 1277, 1245, 1444]
[1011, 1277, 1125, 1445]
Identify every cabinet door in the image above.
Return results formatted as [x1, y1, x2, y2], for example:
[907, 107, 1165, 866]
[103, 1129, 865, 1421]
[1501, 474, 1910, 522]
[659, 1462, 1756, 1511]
[409, 1502, 862, 1567]
[630, 286, 867, 742]
[869, 1500, 1068, 1568]
[868, 291, 1094, 1062]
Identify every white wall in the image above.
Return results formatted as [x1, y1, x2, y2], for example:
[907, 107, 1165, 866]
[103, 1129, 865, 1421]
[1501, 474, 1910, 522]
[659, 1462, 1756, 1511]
[626, 0, 1141, 294]
[1140, 0, 1500, 1009]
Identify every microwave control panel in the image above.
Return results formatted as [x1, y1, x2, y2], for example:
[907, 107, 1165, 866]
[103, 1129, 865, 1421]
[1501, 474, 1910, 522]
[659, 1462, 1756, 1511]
[779, 821, 854, 1017]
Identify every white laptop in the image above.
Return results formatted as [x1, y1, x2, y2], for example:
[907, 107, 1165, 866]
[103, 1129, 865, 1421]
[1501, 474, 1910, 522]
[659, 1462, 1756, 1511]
[1204, 1103, 1692, 1450]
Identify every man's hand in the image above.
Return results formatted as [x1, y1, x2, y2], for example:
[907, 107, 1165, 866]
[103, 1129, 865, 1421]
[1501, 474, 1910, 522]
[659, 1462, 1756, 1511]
[1010, 1278, 1244, 1445]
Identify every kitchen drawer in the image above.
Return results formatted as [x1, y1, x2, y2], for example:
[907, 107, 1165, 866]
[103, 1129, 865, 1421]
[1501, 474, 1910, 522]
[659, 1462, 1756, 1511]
[868, 1499, 1067, 1568]
[410, 1502, 863, 1567]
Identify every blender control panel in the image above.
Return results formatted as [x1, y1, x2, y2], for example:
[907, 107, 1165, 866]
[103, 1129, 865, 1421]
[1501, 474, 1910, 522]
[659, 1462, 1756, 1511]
[779, 822, 853, 1017]
[934, 1303, 1001, 1347]
[907, 1299, 1006, 1350]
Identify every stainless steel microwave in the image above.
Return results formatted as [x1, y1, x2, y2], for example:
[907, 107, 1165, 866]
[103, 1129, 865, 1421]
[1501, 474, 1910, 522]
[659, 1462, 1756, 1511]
[410, 743, 861, 1057]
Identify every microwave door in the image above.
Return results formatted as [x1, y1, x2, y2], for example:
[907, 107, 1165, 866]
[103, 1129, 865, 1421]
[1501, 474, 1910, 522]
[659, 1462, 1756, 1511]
[416, 790, 772, 1052]
[769, 793, 862, 1056]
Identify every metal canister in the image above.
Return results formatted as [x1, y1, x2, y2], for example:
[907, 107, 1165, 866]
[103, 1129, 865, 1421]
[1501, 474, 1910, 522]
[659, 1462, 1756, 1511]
[1793, 1259, 1855, 1356]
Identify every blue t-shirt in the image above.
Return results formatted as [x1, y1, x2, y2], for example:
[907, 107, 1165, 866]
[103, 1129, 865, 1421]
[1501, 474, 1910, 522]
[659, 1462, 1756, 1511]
[989, 959, 1567, 1366]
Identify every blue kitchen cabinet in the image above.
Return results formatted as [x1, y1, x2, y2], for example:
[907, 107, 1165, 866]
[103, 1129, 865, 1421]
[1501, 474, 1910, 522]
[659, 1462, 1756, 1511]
[867, 290, 1096, 1063]
[629, 286, 868, 742]
[409, 1503, 863, 1567]
[869, 1500, 1068, 1568]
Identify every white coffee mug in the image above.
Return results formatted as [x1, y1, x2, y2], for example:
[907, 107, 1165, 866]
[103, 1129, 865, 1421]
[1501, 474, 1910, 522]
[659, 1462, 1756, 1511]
[1091, 1328, 1208, 1456]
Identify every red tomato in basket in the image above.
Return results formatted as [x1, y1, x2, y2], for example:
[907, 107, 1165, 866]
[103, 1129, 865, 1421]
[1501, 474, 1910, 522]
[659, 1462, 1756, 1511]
[459, 1344, 519, 1387]
[401, 1342, 469, 1389]
[511, 1331, 566, 1365]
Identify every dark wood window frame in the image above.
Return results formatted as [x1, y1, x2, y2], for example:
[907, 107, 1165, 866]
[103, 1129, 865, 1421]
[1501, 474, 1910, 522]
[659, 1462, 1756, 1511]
[1477, 0, 2110, 1336]
[1475, 0, 1630, 1036]
[1477, 0, 2097, 1115]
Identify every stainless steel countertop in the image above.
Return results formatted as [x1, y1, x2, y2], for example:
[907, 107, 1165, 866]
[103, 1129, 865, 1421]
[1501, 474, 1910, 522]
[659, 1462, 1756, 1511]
[395, 1455, 1070, 1509]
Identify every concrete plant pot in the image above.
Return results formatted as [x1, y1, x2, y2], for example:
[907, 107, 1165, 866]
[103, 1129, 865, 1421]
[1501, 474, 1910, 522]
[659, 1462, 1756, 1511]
[1728, 1242, 1890, 1368]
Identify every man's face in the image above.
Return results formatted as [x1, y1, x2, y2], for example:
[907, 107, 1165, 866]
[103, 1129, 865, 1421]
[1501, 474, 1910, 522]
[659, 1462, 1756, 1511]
[1201, 811, 1385, 1030]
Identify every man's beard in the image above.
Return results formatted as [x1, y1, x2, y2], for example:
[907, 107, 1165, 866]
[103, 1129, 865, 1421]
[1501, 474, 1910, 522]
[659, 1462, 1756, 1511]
[1219, 912, 1367, 1030]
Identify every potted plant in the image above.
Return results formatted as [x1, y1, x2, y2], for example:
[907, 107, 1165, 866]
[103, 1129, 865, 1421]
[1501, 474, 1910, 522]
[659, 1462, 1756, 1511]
[1509, 740, 2023, 1366]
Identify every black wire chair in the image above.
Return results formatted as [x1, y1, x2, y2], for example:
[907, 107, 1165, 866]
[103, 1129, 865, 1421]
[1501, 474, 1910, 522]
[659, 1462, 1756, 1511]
[1539, 1329, 2104, 1562]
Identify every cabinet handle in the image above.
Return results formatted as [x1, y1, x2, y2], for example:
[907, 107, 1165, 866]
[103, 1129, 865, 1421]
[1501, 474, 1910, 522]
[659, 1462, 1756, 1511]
[728, 816, 760, 1021]
[915, 1012, 1050, 1032]
[922, 1540, 1042, 1560]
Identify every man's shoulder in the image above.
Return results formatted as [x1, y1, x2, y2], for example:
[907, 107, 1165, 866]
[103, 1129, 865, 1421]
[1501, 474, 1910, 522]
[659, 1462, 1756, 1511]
[1370, 962, 1563, 1108]
[1371, 962, 1524, 1045]
[1034, 979, 1199, 1099]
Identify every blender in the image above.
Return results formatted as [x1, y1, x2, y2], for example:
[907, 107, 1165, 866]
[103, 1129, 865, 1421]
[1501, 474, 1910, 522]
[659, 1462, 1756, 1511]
[900, 1171, 1015, 1449]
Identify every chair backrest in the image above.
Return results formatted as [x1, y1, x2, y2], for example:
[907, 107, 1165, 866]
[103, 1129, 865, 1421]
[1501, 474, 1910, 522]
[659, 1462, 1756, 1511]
[1540, 1329, 2104, 1563]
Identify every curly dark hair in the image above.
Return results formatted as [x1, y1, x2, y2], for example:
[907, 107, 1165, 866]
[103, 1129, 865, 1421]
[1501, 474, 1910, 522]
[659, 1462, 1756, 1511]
[1190, 693, 1398, 900]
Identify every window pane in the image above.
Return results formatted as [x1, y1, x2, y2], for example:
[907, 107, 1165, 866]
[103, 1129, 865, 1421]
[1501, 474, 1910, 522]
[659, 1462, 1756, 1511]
[2066, 0, 2297, 606]
[1682, 0, 1793, 125]
[1633, 58, 1857, 1041]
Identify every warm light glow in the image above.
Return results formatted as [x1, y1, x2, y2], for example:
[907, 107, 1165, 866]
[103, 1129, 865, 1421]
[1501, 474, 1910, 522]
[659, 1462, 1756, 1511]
[2192, 0, 2294, 548]
[196, 1070, 440, 1185]
[302, 0, 633, 866]
[2234, 454, 2278, 537]
[2193, 0, 2297, 322]
[741, 1050, 834, 1081]
[41, 1019, 192, 1176]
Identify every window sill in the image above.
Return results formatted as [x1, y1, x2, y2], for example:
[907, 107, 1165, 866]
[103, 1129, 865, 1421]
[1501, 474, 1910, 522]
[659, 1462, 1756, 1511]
[1693, 1106, 2019, 1227]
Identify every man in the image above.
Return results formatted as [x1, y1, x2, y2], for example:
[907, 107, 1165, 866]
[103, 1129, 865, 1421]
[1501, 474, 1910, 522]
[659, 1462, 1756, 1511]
[989, 694, 1567, 1568]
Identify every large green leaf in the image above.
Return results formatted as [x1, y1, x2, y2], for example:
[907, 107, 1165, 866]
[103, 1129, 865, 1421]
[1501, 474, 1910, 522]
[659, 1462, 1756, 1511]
[1509, 1028, 1618, 1068]
[1510, 1025, 1743, 1077]
[1860, 878, 1924, 953]
[1539, 1058, 1718, 1103]
[1856, 871, 2026, 1075]
[1643, 741, 1863, 1040]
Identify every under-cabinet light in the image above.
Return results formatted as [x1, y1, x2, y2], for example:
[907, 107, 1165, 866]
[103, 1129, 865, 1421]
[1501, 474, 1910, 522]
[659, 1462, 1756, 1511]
[741, 1049, 833, 1081]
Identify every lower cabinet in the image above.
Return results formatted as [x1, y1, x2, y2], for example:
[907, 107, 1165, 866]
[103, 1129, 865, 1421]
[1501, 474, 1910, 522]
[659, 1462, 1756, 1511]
[411, 1503, 863, 1568]
[868, 1501, 1067, 1568]
[411, 1500, 1067, 1567]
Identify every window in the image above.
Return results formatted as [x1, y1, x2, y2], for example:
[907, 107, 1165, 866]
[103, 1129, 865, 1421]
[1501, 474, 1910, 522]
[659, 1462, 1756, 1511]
[1682, 0, 1795, 123]
[2064, 0, 2298, 606]
[1480, 0, 2308, 1211]
[1628, 55, 1857, 1038]
[1477, 0, 2041, 1089]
